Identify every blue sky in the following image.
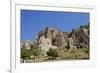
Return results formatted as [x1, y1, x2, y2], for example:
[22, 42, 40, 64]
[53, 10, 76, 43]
[21, 10, 89, 41]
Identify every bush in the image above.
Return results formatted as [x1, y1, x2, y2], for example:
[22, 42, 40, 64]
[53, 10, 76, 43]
[21, 47, 41, 60]
[30, 48, 41, 60]
[47, 48, 59, 59]
[21, 48, 31, 60]
[84, 48, 89, 54]
[30, 48, 41, 56]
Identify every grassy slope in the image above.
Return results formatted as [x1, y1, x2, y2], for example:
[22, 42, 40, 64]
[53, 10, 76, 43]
[58, 48, 89, 60]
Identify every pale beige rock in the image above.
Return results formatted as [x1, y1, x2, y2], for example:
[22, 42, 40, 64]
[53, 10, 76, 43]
[38, 36, 57, 56]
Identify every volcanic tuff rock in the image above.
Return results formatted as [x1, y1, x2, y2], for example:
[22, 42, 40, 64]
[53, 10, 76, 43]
[21, 24, 89, 55]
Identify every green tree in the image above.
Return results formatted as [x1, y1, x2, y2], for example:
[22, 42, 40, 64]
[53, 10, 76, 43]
[30, 48, 41, 60]
[21, 48, 31, 60]
[47, 48, 59, 59]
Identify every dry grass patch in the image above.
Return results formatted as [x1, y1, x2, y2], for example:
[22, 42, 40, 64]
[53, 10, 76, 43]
[58, 48, 89, 59]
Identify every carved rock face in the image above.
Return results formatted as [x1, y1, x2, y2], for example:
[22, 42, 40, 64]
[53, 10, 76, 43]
[70, 27, 89, 49]
[38, 36, 58, 56]
[38, 27, 67, 51]
[21, 24, 89, 54]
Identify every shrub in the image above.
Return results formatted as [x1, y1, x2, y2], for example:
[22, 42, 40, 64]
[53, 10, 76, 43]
[30, 48, 41, 56]
[21, 47, 41, 60]
[30, 48, 41, 60]
[47, 48, 59, 59]
[84, 48, 89, 54]
[21, 48, 31, 60]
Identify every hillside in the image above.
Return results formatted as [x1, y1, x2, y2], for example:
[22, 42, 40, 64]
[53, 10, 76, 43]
[21, 24, 90, 62]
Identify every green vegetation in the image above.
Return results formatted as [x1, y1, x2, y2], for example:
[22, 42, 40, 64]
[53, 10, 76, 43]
[30, 48, 41, 60]
[47, 48, 59, 59]
[80, 24, 89, 29]
[65, 45, 70, 50]
[21, 49, 31, 60]
[58, 48, 89, 59]
[21, 47, 41, 60]
[83, 48, 89, 54]
[21, 48, 89, 63]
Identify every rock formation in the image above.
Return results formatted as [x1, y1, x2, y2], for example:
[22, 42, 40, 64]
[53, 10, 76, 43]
[38, 36, 57, 56]
[21, 24, 89, 56]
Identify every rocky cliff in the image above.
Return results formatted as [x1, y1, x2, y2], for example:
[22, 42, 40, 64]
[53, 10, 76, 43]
[21, 24, 89, 55]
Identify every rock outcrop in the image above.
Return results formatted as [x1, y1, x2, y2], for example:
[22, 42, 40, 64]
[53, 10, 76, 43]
[21, 24, 89, 55]
[38, 36, 57, 56]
